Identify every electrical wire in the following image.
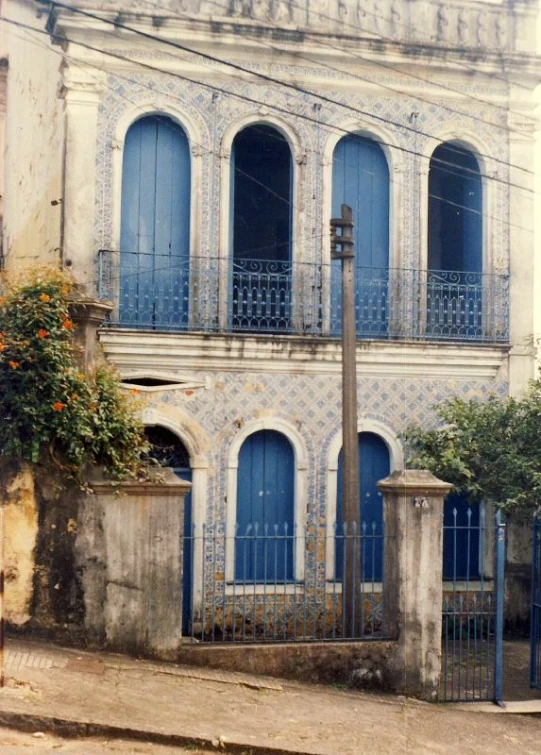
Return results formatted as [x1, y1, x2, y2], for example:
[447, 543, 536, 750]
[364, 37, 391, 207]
[44, 0, 534, 182]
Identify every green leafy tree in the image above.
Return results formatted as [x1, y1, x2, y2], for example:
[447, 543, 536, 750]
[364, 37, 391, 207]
[405, 383, 541, 512]
[0, 269, 149, 485]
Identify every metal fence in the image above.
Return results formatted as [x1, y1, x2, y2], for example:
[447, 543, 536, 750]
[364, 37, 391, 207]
[441, 505, 504, 703]
[185, 521, 387, 643]
[98, 250, 509, 343]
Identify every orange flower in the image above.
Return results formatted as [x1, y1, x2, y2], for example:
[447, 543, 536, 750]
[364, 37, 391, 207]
[8, 361, 19, 369]
[61, 319, 74, 330]
[39, 293, 51, 303]
[37, 329, 49, 339]
[71, 394, 78, 401]
[0, 344, 5, 352]
[52, 401, 65, 412]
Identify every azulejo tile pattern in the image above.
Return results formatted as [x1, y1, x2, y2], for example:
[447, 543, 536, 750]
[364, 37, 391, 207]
[93, 67, 509, 282]
[148, 371, 508, 524]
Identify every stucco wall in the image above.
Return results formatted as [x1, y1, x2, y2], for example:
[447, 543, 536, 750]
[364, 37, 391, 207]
[0, 461, 38, 627]
[2, 0, 63, 268]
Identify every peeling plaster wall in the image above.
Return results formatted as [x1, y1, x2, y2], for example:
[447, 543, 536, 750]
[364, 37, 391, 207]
[2, 0, 63, 268]
[0, 461, 38, 626]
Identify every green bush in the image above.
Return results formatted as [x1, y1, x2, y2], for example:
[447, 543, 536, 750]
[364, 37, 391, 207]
[0, 269, 149, 485]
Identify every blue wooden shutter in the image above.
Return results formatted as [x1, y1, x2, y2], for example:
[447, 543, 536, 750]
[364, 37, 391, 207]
[331, 135, 390, 337]
[235, 430, 295, 582]
[336, 432, 389, 581]
[120, 115, 191, 328]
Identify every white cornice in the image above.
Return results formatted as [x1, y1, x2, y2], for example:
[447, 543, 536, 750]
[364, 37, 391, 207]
[99, 330, 509, 381]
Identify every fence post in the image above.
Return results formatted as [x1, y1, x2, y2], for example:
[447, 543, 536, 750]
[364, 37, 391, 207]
[378, 469, 452, 701]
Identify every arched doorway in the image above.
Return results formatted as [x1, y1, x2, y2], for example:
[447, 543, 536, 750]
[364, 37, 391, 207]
[230, 124, 293, 332]
[331, 134, 390, 337]
[235, 429, 295, 582]
[144, 426, 193, 633]
[336, 432, 390, 581]
[428, 142, 482, 339]
[120, 115, 191, 329]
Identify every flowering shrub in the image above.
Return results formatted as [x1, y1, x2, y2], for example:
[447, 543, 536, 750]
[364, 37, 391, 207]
[0, 270, 149, 485]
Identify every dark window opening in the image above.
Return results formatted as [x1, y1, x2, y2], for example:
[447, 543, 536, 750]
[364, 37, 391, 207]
[144, 426, 190, 469]
[428, 143, 482, 275]
[232, 125, 292, 263]
[427, 143, 483, 339]
[231, 125, 293, 332]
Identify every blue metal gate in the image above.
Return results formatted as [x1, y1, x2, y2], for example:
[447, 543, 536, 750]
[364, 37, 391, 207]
[530, 513, 541, 690]
[441, 506, 505, 703]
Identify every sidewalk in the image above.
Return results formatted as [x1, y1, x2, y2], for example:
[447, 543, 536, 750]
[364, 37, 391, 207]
[1, 639, 541, 755]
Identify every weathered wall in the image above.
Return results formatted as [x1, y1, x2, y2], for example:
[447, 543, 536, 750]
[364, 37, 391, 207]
[2, 0, 63, 268]
[75, 473, 191, 659]
[176, 640, 399, 690]
[0, 460, 38, 626]
[505, 511, 533, 634]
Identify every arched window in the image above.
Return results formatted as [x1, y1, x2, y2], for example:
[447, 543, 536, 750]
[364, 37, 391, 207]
[336, 432, 390, 581]
[120, 115, 191, 329]
[144, 426, 193, 632]
[235, 430, 295, 582]
[331, 134, 390, 338]
[428, 143, 483, 339]
[230, 125, 293, 332]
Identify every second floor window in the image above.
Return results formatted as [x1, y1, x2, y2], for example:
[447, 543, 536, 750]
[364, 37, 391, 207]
[428, 143, 483, 339]
[331, 134, 390, 338]
[231, 124, 293, 332]
[120, 115, 191, 329]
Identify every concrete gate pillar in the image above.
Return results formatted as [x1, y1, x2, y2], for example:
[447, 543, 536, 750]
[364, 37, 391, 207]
[378, 469, 452, 701]
[77, 469, 192, 660]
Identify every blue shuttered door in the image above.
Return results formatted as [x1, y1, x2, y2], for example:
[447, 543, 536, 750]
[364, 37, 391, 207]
[332, 135, 390, 338]
[174, 466, 193, 636]
[120, 116, 191, 329]
[235, 430, 295, 582]
[336, 433, 389, 581]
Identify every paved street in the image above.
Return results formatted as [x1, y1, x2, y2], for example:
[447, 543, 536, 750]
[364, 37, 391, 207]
[2, 639, 541, 754]
[0, 727, 212, 753]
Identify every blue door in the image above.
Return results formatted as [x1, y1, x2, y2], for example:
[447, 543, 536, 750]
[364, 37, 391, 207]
[442, 492, 481, 580]
[428, 144, 482, 339]
[120, 115, 191, 329]
[332, 135, 390, 338]
[235, 430, 295, 582]
[336, 432, 389, 581]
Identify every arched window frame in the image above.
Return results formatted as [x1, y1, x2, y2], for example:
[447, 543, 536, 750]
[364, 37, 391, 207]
[420, 133, 492, 276]
[325, 421, 403, 582]
[141, 407, 210, 612]
[218, 115, 304, 330]
[322, 123, 401, 270]
[225, 417, 308, 586]
[109, 105, 204, 318]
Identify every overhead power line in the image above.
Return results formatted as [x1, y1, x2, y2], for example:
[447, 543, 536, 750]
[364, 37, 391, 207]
[135, 0, 539, 136]
[44, 0, 534, 182]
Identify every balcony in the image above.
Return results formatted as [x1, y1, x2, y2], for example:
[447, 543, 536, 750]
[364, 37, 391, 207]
[97, 251, 509, 344]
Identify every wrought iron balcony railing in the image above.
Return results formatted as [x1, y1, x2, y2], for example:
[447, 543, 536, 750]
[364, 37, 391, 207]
[97, 250, 509, 343]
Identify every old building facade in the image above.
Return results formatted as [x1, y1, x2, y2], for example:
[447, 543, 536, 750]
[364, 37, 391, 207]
[1, 0, 541, 640]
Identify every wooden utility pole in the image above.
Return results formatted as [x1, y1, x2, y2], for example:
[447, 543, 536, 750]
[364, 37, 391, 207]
[330, 204, 361, 638]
